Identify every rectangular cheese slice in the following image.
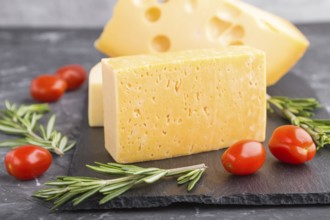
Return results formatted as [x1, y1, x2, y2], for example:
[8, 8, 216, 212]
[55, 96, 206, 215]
[102, 47, 266, 163]
[95, 0, 309, 86]
[88, 62, 103, 127]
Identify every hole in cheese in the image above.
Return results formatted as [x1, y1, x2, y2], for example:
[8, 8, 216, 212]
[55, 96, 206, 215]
[166, 79, 170, 88]
[196, 92, 200, 101]
[203, 106, 210, 116]
[175, 80, 181, 93]
[166, 114, 170, 124]
[188, 108, 192, 117]
[226, 25, 245, 39]
[133, 108, 141, 118]
[207, 16, 232, 39]
[145, 7, 161, 22]
[151, 35, 171, 52]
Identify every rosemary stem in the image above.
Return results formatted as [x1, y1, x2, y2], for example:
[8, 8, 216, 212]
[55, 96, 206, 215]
[30, 132, 42, 140]
[53, 147, 64, 156]
[104, 175, 139, 185]
[283, 109, 297, 125]
[28, 129, 64, 156]
[166, 163, 207, 176]
[34, 162, 207, 209]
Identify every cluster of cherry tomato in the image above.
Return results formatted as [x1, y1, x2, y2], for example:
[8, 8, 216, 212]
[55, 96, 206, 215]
[3, 64, 87, 181]
[221, 125, 316, 175]
[30, 64, 87, 102]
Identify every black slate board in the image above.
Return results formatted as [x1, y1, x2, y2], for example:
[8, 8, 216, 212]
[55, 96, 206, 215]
[67, 73, 330, 210]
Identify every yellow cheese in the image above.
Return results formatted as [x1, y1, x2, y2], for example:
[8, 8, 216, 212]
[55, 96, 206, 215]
[88, 62, 103, 127]
[102, 47, 266, 163]
[95, 0, 309, 86]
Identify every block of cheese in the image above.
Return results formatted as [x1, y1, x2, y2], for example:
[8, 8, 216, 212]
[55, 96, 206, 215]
[88, 62, 103, 127]
[95, 0, 309, 86]
[102, 47, 266, 163]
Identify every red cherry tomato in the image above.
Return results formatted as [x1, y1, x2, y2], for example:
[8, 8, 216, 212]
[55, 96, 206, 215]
[4, 145, 52, 180]
[30, 75, 67, 102]
[269, 125, 316, 164]
[55, 64, 87, 91]
[221, 140, 266, 175]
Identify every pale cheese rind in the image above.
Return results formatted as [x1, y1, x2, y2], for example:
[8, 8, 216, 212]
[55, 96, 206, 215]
[102, 47, 266, 163]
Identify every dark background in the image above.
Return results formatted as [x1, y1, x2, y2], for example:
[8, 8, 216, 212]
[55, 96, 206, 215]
[0, 0, 329, 28]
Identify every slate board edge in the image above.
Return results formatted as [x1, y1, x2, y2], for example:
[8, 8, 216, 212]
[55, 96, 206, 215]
[61, 192, 330, 210]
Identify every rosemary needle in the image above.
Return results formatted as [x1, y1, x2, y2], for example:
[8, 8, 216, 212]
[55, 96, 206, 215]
[33, 162, 207, 210]
[0, 101, 76, 156]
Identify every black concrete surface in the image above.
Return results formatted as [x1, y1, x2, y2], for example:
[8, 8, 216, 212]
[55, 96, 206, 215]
[0, 23, 330, 219]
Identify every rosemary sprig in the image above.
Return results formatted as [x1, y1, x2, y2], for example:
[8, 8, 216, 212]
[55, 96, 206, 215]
[0, 101, 76, 156]
[33, 162, 207, 210]
[267, 95, 330, 149]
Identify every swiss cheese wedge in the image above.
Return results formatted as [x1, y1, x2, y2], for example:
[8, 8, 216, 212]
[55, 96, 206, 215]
[95, 0, 309, 86]
[102, 47, 266, 163]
